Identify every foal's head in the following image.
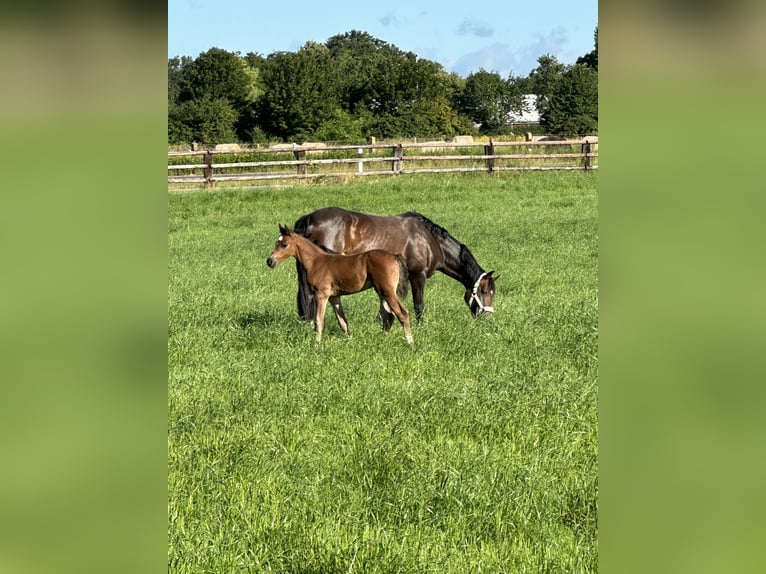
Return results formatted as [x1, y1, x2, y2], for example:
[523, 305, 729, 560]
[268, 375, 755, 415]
[266, 225, 299, 268]
[464, 271, 497, 316]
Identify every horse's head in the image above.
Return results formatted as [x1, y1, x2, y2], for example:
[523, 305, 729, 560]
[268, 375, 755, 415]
[266, 225, 297, 268]
[464, 271, 497, 316]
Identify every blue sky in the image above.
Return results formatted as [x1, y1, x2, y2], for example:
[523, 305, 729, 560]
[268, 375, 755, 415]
[168, 0, 597, 78]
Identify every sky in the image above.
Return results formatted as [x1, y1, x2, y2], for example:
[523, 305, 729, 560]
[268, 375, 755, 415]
[168, 0, 598, 78]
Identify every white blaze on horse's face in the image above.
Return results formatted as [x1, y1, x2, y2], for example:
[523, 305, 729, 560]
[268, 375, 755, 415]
[267, 233, 292, 268]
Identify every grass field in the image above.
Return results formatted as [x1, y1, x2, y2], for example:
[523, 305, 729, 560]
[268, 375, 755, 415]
[168, 172, 598, 572]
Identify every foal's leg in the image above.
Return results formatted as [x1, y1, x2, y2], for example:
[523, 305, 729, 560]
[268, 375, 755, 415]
[329, 295, 350, 336]
[380, 289, 413, 345]
[313, 295, 329, 343]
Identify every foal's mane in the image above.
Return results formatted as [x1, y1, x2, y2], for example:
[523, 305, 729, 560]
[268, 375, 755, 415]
[400, 211, 485, 285]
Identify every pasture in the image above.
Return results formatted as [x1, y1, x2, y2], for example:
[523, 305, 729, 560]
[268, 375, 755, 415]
[168, 172, 598, 572]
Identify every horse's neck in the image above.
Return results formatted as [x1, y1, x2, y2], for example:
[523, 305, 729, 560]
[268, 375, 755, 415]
[440, 239, 484, 288]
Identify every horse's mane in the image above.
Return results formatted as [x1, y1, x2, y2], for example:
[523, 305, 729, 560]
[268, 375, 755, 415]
[401, 211, 485, 284]
[400, 211, 452, 242]
[293, 212, 310, 235]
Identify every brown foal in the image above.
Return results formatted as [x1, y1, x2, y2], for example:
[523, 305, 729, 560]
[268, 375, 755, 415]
[267, 225, 413, 344]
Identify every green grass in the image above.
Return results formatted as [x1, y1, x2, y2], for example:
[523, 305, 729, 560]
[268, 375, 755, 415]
[168, 172, 598, 573]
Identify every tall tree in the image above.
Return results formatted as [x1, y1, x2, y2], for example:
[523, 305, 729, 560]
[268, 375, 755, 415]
[168, 55, 193, 143]
[169, 95, 238, 144]
[527, 54, 566, 119]
[178, 47, 251, 105]
[458, 69, 517, 132]
[576, 26, 598, 71]
[325, 30, 397, 58]
[542, 64, 598, 136]
[256, 42, 340, 140]
[325, 31, 403, 115]
[168, 56, 192, 105]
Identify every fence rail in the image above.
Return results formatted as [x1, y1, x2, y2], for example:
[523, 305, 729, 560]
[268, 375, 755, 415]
[168, 139, 598, 188]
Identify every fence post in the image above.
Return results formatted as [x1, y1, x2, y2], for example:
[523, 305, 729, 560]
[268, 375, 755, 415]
[485, 139, 495, 174]
[357, 147, 364, 174]
[204, 150, 213, 188]
[582, 140, 591, 171]
[392, 144, 402, 174]
[294, 146, 306, 176]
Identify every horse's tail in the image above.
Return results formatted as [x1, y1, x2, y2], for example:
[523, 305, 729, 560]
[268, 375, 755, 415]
[295, 261, 315, 320]
[293, 212, 314, 320]
[395, 255, 409, 299]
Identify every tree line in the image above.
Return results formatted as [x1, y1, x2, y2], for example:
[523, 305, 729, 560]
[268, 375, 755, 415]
[168, 28, 597, 146]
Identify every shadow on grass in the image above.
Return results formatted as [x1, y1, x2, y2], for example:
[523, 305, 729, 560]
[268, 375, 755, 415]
[231, 309, 294, 330]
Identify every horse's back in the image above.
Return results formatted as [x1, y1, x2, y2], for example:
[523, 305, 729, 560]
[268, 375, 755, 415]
[295, 207, 403, 252]
[294, 206, 444, 276]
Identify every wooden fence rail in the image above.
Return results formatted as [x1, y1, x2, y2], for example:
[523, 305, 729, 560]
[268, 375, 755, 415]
[168, 139, 597, 188]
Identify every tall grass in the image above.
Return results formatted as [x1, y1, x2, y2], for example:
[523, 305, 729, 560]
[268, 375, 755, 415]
[168, 172, 598, 572]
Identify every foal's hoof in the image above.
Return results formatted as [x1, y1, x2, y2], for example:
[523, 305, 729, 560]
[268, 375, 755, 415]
[406, 335, 414, 345]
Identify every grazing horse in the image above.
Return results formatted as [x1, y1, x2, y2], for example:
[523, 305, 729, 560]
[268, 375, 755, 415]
[293, 207, 496, 326]
[266, 225, 413, 344]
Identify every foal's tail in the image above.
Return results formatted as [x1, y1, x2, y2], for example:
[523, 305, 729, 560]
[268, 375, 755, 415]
[395, 255, 409, 299]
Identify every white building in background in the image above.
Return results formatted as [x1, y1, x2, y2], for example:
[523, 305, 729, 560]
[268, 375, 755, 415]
[506, 94, 540, 124]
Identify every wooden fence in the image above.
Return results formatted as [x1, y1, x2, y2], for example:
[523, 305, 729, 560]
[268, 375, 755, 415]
[168, 139, 598, 188]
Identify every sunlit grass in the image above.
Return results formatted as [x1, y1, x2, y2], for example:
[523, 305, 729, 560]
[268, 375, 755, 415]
[168, 171, 597, 572]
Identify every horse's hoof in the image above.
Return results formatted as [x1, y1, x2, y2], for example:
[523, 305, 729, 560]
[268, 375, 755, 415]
[406, 335, 413, 345]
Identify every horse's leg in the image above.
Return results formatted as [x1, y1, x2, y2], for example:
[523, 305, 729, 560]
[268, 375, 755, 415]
[410, 272, 427, 322]
[329, 295, 350, 336]
[378, 299, 395, 331]
[314, 294, 329, 343]
[381, 289, 413, 345]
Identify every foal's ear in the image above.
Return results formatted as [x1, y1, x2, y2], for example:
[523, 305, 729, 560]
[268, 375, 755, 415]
[279, 224, 291, 236]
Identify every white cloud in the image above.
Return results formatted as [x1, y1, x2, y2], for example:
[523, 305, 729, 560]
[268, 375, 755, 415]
[452, 43, 519, 77]
[457, 19, 494, 38]
[450, 27, 573, 77]
[380, 12, 399, 27]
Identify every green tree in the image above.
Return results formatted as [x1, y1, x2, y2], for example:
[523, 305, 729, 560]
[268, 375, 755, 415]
[235, 52, 266, 142]
[542, 64, 598, 136]
[168, 56, 192, 105]
[168, 56, 194, 144]
[313, 109, 365, 143]
[167, 101, 192, 145]
[179, 47, 251, 105]
[458, 69, 520, 132]
[528, 54, 566, 119]
[326, 30, 404, 115]
[169, 48, 263, 144]
[364, 55, 468, 138]
[169, 95, 238, 144]
[576, 26, 598, 71]
[256, 42, 340, 140]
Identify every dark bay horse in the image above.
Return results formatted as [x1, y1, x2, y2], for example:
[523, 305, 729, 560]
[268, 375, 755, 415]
[292, 207, 496, 325]
[267, 225, 413, 344]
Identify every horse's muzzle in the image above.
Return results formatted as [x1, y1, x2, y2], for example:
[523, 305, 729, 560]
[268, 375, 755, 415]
[471, 305, 494, 317]
[266, 257, 277, 268]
